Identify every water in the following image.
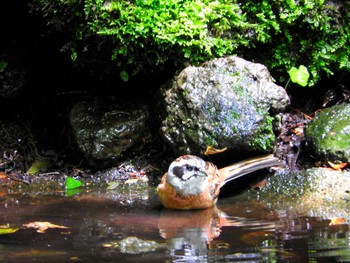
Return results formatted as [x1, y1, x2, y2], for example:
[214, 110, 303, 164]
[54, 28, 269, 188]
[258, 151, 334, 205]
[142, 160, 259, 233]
[0, 183, 349, 262]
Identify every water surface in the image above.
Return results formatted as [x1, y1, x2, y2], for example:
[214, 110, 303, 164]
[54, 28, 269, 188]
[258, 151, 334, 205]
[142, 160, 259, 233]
[0, 182, 349, 262]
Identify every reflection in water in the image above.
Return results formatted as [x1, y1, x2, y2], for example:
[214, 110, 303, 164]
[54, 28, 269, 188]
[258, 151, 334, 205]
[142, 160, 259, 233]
[0, 189, 349, 262]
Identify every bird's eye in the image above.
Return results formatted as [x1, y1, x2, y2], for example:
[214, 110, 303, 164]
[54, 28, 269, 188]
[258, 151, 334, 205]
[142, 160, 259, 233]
[185, 164, 193, 171]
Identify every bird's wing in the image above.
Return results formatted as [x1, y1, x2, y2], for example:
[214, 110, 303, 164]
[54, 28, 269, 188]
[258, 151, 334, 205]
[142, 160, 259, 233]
[218, 154, 280, 186]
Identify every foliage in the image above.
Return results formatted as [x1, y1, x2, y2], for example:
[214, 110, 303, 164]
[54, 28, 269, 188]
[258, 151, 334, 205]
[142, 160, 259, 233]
[65, 177, 82, 189]
[0, 60, 7, 73]
[29, 0, 349, 84]
[288, 65, 310, 87]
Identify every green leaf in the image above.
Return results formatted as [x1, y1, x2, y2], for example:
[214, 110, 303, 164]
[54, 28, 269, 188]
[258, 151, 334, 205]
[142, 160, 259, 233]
[26, 158, 55, 175]
[288, 65, 310, 87]
[65, 177, 82, 190]
[0, 227, 19, 235]
[0, 60, 7, 73]
[120, 70, 129, 82]
[106, 181, 119, 190]
[66, 188, 82, 197]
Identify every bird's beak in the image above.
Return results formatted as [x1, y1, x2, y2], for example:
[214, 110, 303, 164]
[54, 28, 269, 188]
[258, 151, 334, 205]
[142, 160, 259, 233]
[197, 171, 208, 177]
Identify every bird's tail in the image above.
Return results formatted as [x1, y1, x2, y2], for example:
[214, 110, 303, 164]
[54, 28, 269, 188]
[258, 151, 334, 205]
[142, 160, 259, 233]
[219, 154, 280, 184]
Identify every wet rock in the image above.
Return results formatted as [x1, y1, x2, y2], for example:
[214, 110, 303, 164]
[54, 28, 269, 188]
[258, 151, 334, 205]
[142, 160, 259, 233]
[0, 121, 37, 172]
[156, 56, 290, 155]
[261, 167, 350, 219]
[305, 103, 350, 162]
[70, 101, 151, 168]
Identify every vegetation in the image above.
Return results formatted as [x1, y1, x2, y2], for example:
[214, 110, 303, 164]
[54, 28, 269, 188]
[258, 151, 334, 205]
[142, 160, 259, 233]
[29, 0, 349, 85]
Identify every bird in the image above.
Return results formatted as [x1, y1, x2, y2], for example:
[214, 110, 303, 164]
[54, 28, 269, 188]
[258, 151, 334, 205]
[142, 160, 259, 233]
[157, 154, 280, 210]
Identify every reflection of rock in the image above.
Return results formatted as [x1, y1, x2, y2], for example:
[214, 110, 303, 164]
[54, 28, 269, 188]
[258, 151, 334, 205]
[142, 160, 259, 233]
[70, 101, 152, 168]
[156, 56, 290, 155]
[109, 236, 166, 254]
[305, 103, 350, 162]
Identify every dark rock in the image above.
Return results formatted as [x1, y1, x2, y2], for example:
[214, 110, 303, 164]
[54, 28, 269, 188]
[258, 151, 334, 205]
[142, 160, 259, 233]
[156, 56, 290, 155]
[70, 101, 152, 168]
[305, 103, 350, 162]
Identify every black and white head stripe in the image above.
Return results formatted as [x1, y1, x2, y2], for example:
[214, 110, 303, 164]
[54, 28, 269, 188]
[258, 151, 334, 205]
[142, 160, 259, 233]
[168, 155, 207, 181]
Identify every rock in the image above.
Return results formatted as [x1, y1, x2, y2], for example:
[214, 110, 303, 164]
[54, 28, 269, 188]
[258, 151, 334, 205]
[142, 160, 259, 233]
[70, 101, 151, 168]
[260, 167, 350, 219]
[305, 103, 350, 162]
[156, 56, 290, 155]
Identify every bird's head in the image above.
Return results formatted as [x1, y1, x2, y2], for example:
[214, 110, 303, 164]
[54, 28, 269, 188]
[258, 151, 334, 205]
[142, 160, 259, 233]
[166, 155, 208, 196]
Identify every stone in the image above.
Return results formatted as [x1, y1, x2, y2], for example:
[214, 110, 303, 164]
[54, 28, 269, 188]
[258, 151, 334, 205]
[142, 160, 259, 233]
[305, 103, 350, 162]
[70, 101, 151, 168]
[156, 56, 290, 155]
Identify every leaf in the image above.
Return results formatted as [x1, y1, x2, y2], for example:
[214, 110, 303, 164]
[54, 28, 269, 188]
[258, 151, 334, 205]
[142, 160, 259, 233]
[65, 177, 82, 190]
[288, 65, 310, 87]
[26, 158, 55, 175]
[204, 146, 228, 156]
[107, 181, 119, 190]
[120, 70, 129, 82]
[329, 218, 346, 226]
[65, 188, 82, 197]
[0, 227, 19, 235]
[328, 161, 348, 170]
[23, 221, 69, 233]
[0, 60, 7, 73]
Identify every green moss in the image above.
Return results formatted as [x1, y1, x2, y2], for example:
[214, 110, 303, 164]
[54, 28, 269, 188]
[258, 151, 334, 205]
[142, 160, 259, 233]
[305, 103, 350, 161]
[31, 0, 350, 84]
[248, 113, 275, 151]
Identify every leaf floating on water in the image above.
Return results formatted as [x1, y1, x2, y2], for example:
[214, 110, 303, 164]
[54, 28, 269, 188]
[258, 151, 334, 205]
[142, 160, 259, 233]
[65, 177, 82, 190]
[13, 249, 66, 257]
[0, 227, 19, 235]
[23, 221, 70, 233]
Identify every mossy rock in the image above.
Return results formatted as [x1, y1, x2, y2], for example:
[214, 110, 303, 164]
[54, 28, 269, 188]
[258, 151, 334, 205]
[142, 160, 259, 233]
[305, 103, 350, 162]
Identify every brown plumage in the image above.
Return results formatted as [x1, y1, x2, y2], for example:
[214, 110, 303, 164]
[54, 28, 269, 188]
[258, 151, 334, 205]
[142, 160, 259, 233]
[157, 154, 280, 209]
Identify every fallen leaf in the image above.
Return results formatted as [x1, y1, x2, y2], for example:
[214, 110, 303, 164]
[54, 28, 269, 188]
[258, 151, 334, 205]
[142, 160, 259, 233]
[204, 146, 228, 156]
[293, 127, 304, 136]
[23, 221, 69, 233]
[329, 218, 346, 226]
[26, 158, 55, 175]
[0, 227, 19, 235]
[65, 177, 82, 189]
[328, 161, 348, 170]
[0, 171, 7, 180]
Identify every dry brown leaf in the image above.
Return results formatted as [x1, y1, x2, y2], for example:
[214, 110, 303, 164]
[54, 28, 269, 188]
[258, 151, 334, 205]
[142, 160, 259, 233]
[23, 221, 69, 233]
[329, 218, 346, 226]
[293, 127, 304, 136]
[204, 146, 228, 156]
[327, 161, 348, 170]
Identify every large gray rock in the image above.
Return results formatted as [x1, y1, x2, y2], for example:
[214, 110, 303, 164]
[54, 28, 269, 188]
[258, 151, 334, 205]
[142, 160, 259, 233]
[70, 101, 151, 168]
[156, 56, 290, 155]
[305, 103, 350, 162]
